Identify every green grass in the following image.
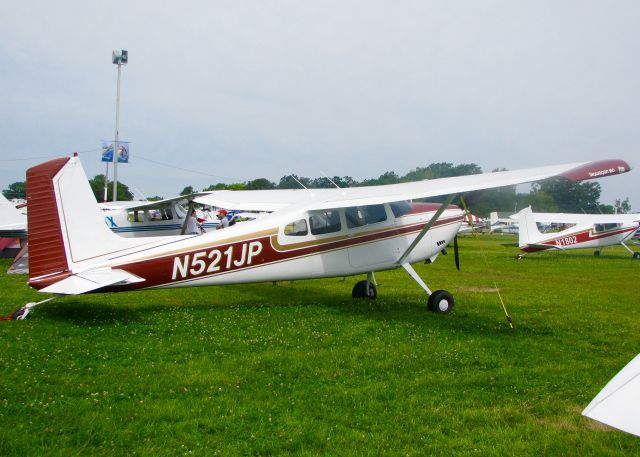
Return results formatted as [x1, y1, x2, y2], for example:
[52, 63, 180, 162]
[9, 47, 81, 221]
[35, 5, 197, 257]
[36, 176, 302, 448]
[1, 235, 639, 456]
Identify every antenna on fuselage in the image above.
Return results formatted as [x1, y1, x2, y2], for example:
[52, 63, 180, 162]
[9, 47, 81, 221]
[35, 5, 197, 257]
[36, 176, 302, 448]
[320, 171, 347, 195]
[291, 175, 315, 198]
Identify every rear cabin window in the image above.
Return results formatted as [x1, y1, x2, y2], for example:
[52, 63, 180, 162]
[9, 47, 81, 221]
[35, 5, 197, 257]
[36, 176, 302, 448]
[284, 219, 308, 236]
[390, 201, 412, 218]
[345, 204, 387, 229]
[309, 210, 342, 235]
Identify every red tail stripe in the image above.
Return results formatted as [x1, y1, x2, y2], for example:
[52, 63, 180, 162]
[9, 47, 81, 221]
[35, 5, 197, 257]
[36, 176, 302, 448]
[26, 157, 70, 280]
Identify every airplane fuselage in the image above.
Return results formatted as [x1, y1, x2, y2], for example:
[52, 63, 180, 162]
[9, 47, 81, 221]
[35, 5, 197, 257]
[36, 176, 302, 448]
[30, 201, 464, 292]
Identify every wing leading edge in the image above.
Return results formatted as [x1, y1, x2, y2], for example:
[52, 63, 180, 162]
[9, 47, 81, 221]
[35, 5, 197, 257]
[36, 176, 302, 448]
[194, 159, 631, 212]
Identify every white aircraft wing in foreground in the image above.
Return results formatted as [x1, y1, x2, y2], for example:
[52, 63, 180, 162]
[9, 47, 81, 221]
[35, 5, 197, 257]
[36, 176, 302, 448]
[583, 354, 640, 437]
[8, 155, 630, 319]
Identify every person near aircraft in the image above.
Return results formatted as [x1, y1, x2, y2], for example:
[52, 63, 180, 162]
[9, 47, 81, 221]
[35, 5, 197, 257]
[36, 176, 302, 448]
[185, 209, 204, 235]
[216, 209, 229, 229]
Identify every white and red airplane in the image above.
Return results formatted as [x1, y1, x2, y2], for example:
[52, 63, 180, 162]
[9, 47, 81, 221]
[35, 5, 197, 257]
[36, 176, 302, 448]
[0, 193, 27, 258]
[516, 207, 640, 259]
[8, 154, 631, 319]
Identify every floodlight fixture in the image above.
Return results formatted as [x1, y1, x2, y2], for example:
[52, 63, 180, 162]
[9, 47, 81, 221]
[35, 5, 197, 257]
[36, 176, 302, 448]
[112, 49, 128, 65]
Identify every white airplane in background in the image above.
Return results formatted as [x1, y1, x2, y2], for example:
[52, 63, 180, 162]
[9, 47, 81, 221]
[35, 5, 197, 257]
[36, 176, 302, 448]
[100, 196, 264, 238]
[489, 211, 519, 234]
[99, 197, 225, 237]
[0, 193, 27, 258]
[6, 154, 630, 320]
[0, 193, 27, 239]
[516, 207, 640, 259]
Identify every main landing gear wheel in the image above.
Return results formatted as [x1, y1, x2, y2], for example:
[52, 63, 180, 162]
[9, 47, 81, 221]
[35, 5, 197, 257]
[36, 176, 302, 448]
[594, 250, 601, 257]
[352, 280, 377, 299]
[428, 290, 454, 313]
[633, 252, 640, 260]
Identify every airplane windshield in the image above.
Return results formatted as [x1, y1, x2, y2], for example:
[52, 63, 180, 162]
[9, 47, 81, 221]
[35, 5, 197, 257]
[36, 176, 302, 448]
[595, 223, 621, 232]
[284, 219, 308, 236]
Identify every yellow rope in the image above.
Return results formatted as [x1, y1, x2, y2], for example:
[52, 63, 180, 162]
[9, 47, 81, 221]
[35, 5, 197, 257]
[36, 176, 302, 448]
[459, 196, 514, 328]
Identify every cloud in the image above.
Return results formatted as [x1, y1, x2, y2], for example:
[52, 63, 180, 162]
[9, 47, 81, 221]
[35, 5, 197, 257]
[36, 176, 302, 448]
[1, 1, 638, 206]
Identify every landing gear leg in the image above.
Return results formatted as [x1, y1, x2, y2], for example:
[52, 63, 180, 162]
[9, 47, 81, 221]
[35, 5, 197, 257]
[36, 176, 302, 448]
[401, 262, 454, 313]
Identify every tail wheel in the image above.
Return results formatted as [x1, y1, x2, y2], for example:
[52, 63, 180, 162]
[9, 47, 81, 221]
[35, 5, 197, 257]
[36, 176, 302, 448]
[352, 280, 377, 299]
[428, 290, 454, 313]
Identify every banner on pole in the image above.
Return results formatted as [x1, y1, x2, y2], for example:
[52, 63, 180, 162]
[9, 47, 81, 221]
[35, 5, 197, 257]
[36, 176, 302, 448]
[101, 141, 130, 163]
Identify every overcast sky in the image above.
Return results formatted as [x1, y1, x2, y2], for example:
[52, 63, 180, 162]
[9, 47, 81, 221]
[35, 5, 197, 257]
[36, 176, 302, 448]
[1, 1, 638, 208]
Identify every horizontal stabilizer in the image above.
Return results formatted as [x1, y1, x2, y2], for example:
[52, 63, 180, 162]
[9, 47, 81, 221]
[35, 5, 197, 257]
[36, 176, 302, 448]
[40, 268, 144, 295]
[525, 243, 562, 251]
[583, 354, 640, 437]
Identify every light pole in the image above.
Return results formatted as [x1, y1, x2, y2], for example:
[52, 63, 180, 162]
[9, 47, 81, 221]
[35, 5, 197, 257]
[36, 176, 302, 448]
[111, 49, 128, 202]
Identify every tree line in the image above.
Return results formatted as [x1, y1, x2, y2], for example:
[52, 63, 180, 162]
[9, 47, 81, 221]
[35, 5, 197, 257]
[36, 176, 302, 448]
[3, 162, 632, 216]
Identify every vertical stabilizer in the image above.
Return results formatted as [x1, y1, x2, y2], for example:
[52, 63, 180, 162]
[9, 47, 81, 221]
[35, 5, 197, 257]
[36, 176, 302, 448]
[26, 155, 148, 288]
[517, 206, 542, 248]
[26, 158, 72, 280]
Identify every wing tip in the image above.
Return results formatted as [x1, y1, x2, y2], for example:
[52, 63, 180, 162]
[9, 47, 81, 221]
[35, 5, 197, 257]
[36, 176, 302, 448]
[561, 159, 631, 181]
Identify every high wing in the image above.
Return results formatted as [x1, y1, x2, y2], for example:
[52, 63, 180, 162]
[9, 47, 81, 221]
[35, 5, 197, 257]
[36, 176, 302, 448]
[99, 193, 210, 212]
[194, 189, 329, 212]
[514, 212, 640, 225]
[194, 160, 630, 212]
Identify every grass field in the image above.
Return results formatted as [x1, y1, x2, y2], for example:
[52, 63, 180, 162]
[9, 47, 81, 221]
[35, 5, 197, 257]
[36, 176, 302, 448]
[1, 235, 639, 456]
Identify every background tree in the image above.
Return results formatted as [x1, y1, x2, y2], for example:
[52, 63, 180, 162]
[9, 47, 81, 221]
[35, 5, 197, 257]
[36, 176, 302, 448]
[88, 175, 133, 202]
[2, 181, 26, 199]
[402, 163, 481, 181]
[179, 186, 196, 196]
[359, 171, 400, 186]
[532, 178, 601, 213]
[246, 178, 276, 190]
[278, 174, 312, 189]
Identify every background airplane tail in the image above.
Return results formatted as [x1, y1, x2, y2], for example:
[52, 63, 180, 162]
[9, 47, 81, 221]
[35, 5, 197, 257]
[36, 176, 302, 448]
[26, 155, 145, 286]
[516, 206, 542, 247]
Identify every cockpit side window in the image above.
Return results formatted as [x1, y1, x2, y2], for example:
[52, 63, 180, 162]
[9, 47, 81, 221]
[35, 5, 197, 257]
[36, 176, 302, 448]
[390, 201, 412, 218]
[595, 223, 621, 232]
[309, 210, 342, 235]
[284, 219, 309, 236]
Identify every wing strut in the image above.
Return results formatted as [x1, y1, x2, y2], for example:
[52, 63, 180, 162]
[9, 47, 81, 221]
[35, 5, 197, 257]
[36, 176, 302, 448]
[397, 194, 457, 265]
